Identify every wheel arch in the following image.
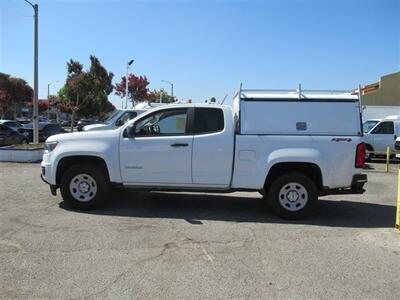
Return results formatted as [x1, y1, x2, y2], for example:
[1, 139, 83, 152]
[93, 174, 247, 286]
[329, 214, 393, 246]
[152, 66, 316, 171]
[264, 162, 323, 192]
[56, 155, 110, 187]
[365, 143, 374, 151]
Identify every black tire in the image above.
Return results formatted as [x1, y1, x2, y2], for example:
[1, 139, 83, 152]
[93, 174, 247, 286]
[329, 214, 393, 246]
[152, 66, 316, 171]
[60, 163, 110, 210]
[267, 172, 317, 220]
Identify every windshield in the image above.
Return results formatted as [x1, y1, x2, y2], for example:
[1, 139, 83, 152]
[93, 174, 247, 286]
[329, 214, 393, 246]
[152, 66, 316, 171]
[104, 110, 121, 124]
[363, 120, 379, 133]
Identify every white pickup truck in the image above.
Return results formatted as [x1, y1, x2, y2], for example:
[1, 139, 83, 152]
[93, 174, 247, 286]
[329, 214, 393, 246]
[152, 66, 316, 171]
[41, 88, 367, 219]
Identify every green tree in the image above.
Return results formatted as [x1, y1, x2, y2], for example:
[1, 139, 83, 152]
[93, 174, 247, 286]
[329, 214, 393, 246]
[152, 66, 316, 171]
[148, 89, 176, 103]
[60, 56, 114, 130]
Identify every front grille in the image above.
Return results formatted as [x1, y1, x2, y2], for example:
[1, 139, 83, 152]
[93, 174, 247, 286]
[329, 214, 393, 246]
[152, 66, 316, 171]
[41, 167, 46, 176]
[395, 141, 400, 151]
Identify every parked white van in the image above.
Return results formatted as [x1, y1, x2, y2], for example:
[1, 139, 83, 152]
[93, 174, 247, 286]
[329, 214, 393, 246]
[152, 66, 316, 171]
[363, 115, 400, 157]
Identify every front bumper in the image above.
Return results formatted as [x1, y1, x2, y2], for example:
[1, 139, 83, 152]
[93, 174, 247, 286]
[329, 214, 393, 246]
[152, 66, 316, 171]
[40, 173, 57, 196]
[319, 174, 367, 196]
[40, 160, 57, 196]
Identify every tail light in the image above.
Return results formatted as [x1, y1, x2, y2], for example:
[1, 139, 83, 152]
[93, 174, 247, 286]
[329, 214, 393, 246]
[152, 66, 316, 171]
[355, 143, 366, 168]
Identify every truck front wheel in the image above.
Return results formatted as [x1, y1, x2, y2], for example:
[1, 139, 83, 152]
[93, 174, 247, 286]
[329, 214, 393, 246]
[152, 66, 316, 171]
[60, 163, 110, 210]
[267, 172, 317, 219]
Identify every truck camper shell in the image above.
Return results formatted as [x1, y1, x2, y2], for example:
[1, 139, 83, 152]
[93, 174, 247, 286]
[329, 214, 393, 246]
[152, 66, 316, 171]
[233, 85, 362, 136]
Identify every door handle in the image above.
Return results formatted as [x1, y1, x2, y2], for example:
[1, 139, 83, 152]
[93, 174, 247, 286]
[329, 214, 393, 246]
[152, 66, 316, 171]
[170, 143, 189, 147]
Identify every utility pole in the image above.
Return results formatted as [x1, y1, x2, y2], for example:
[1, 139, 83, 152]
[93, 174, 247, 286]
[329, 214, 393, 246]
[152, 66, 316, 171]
[23, 0, 39, 143]
[161, 80, 174, 100]
[125, 59, 134, 109]
[47, 80, 58, 120]
[159, 88, 164, 103]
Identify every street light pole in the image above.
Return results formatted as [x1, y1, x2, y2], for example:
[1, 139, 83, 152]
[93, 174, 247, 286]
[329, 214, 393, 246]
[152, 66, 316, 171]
[159, 88, 164, 103]
[23, 0, 39, 143]
[47, 80, 58, 120]
[161, 80, 174, 100]
[125, 59, 134, 109]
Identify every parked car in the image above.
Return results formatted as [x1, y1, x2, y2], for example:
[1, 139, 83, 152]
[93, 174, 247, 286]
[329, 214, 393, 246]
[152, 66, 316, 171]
[61, 120, 78, 127]
[363, 115, 400, 159]
[77, 118, 99, 131]
[19, 122, 66, 142]
[0, 120, 24, 131]
[41, 87, 367, 219]
[39, 116, 49, 123]
[15, 117, 31, 124]
[83, 109, 145, 131]
[0, 124, 29, 146]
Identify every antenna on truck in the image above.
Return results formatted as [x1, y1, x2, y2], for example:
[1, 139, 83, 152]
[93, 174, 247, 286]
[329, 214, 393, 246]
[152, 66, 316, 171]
[298, 83, 302, 99]
[220, 94, 228, 105]
[358, 84, 363, 113]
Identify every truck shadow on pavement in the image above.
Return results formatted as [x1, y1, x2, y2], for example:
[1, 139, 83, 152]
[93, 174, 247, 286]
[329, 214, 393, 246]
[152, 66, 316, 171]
[60, 190, 396, 228]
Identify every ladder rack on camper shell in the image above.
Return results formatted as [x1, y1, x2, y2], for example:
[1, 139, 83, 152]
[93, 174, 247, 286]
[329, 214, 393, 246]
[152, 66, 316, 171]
[234, 84, 360, 101]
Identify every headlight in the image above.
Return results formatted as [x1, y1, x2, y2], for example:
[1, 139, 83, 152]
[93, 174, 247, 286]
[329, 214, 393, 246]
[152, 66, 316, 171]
[44, 141, 58, 152]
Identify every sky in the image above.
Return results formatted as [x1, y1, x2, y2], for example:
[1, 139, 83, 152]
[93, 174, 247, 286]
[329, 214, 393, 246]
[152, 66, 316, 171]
[1, 0, 399, 108]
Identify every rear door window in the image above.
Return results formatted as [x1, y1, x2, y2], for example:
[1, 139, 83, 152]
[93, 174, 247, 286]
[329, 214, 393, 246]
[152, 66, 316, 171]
[193, 108, 224, 134]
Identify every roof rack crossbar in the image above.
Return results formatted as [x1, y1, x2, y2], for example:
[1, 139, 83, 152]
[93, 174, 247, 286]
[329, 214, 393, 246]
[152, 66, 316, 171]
[240, 88, 354, 94]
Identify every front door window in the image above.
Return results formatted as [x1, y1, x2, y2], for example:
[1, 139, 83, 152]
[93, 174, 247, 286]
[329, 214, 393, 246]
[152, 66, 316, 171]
[135, 109, 187, 136]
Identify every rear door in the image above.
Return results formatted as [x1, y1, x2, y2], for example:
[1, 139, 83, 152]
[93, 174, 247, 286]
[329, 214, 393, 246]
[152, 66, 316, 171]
[370, 121, 395, 152]
[191, 107, 234, 186]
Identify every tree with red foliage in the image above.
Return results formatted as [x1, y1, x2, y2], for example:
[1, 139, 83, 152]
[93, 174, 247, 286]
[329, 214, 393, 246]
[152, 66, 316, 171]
[27, 99, 49, 113]
[115, 74, 151, 103]
[0, 72, 33, 118]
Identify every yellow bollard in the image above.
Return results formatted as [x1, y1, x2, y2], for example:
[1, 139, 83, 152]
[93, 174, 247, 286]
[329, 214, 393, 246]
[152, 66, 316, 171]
[386, 146, 390, 173]
[396, 168, 400, 230]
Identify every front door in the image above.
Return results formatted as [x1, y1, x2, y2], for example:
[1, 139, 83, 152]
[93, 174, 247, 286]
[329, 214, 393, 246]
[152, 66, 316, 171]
[370, 121, 395, 152]
[120, 108, 193, 185]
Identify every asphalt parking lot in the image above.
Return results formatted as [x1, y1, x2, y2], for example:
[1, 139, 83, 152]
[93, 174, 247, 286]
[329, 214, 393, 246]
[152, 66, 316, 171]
[0, 162, 399, 299]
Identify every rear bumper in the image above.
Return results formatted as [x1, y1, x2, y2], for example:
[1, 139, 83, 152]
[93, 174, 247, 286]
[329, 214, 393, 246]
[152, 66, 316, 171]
[394, 141, 400, 155]
[319, 174, 367, 196]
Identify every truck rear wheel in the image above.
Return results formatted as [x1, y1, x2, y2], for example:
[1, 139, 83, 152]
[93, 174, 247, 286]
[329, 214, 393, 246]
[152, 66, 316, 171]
[267, 172, 317, 219]
[60, 163, 110, 210]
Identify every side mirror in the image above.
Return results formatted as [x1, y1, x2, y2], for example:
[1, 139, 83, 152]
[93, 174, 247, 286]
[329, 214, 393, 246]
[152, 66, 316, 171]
[115, 119, 124, 127]
[126, 124, 136, 138]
